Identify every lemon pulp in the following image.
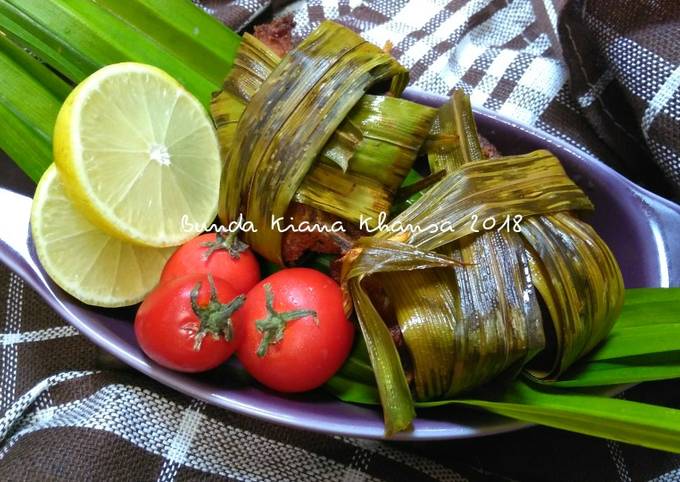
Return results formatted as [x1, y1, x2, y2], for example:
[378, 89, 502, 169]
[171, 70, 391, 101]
[53, 62, 221, 247]
[31, 165, 175, 307]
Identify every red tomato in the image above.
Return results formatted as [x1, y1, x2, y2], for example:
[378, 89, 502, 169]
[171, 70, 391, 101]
[135, 274, 245, 372]
[160, 232, 260, 294]
[236, 268, 354, 392]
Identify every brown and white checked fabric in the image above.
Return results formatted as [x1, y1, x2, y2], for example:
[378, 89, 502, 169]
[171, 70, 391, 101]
[3, 1, 680, 480]
[559, 0, 680, 194]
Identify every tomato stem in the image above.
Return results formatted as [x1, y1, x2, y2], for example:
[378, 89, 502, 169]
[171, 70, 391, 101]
[190, 275, 245, 351]
[201, 232, 249, 260]
[255, 283, 317, 357]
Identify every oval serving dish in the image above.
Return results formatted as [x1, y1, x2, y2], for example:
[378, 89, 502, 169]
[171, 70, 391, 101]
[1, 89, 679, 440]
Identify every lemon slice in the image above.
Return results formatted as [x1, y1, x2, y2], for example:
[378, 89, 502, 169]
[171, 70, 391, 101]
[53, 62, 221, 247]
[31, 165, 175, 307]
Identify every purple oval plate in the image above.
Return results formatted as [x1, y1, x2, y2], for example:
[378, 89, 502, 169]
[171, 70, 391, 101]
[1, 89, 679, 441]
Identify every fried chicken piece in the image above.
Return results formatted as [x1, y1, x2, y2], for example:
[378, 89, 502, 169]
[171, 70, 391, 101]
[281, 203, 361, 264]
[253, 15, 295, 58]
[479, 134, 501, 158]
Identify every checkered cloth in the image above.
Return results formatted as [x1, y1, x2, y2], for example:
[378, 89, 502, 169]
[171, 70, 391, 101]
[2, 0, 680, 480]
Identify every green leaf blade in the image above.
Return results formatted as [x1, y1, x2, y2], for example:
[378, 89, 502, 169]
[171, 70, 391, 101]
[587, 324, 680, 361]
[1, 0, 241, 106]
[0, 34, 67, 181]
[548, 352, 680, 387]
[451, 381, 680, 454]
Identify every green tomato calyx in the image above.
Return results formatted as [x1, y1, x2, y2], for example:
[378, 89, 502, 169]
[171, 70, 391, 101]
[201, 232, 249, 260]
[190, 275, 245, 351]
[255, 283, 318, 357]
